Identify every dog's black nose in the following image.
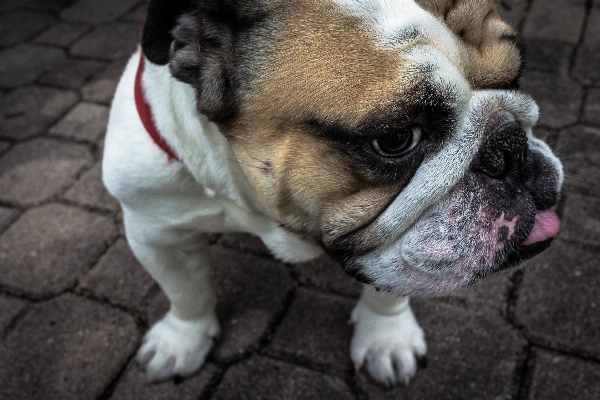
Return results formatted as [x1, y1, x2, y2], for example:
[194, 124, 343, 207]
[474, 119, 527, 179]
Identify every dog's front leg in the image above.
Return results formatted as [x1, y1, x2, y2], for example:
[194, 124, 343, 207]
[350, 285, 427, 387]
[123, 207, 219, 382]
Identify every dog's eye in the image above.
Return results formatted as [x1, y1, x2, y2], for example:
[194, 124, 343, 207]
[372, 127, 422, 157]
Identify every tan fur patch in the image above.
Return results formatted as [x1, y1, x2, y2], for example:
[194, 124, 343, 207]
[225, 0, 409, 243]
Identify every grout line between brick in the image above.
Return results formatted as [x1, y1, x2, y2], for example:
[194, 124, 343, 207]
[517, 344, 536, 400]
[0, 301, 30, 341]
[96, 349, 140, 400]
[568, 0, 594, 86]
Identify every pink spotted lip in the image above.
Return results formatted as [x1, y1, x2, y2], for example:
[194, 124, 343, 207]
[522, 209, 560, 246]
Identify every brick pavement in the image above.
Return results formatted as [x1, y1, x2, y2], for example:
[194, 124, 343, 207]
[0, 1, 599, 399]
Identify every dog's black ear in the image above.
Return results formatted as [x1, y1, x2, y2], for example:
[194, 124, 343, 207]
[141, 0, 193, 65]
[143, 1, 269, 122]
[168, 6, 239, 123]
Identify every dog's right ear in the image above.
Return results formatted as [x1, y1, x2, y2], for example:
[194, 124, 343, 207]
[141, 0, 192, 65]
[142, 0, 248, 122]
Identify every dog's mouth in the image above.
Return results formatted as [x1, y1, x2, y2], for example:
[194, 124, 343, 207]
[490, 208, 560, 274]
[337, 203, 562, 297]
[522, 209, 560, 246]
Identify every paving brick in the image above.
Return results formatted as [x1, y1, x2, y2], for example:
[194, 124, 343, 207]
[498, 0, 528, 30]
[26, 0, 78, 13]
[41, 59, 106, 89]
[0, 11, 55, 47]
[0, 294, 139, 400]
[0, 294, 27, 334]
[145, 288, 168, 326]
[70, 22, 140, 61]
[121, 2, 147, 23]
[523, 39, 574, 75]
[528, 349, 600, 400]
[62, 162, 120, 211]
[0, 44, 66, 89]
[522, 0, 586, 44]
[516, 241, 600, 358]
[81, 59, 127, 104]
[217, 232, 271, 256]
[585, 7, 600, 38]
[556, 126, 600, 197]
[0, 0, 26, 13]
[0, 203, 117, 297]
[61, 0, 142, 24]
[573, 45, 600, 86]
[0, 86, 78, 141]
[210, 246, 295, 362]
[49, 101, 109, 141]
[0, 87, 78, 140]
[573, 8, 600, 86]
[79, 238, 155, 312]
[213, 356, 355, 400]
[0, 138, 93, 206]
[438, 273, 512, 316]
[520, 69, 583, 129]
[33, 21, 90, 47]
[0, 205, 19, 232]
[358, 300, 526, 399]
[109, 361, 220, 400]
[560, 194, 600, 248]
[266, 288, 354, 369]
[584, 89, 600, 126]
[0, 140, 9, 156]
[293, 254, 361, 297]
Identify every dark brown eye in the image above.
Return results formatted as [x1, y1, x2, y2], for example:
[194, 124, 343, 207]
[372, 126, 422, 157]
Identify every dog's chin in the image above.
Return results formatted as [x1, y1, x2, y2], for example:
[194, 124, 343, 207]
[339, 207, 560, 297]
[347, 237, 556, 297]
[462, 235, 555, 287]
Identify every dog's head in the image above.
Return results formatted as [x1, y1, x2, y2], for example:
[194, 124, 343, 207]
[143, 0, 563, 296]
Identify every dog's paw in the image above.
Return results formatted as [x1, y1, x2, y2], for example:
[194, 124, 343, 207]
[350, 299, 427, 387]
[136, 311, 220, 381]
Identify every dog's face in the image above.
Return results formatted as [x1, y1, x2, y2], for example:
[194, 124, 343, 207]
[143, 0, 563, 296]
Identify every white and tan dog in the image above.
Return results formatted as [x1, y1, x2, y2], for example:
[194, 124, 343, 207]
[103, 0, 563, 387]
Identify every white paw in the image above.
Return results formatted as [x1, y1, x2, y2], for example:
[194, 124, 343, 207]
[350, 299, 427, 387]
[137, 310, 220, 381]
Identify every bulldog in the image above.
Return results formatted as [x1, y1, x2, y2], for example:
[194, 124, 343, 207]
[103, 0, 563, 387]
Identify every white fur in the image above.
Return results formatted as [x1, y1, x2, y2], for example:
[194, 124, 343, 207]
[333, 0, 464, 68]
[528, 135, 565, 191]
[137, 310, 219, 381]
[351, 285, 426, 387]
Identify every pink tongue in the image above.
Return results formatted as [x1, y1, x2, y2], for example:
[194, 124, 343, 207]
[522, 210, 560, 246]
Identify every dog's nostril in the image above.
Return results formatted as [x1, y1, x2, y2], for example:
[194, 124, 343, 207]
[481, 147, 507, 178]
[477, 122, 527, 179]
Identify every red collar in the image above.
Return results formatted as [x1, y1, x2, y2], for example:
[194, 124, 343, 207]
[134, 51, 180, 162]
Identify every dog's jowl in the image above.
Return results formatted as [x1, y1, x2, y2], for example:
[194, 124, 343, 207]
[103, 0, 563, 386]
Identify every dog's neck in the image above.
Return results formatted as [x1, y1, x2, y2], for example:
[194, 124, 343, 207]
[139, 53, 324, 261]
[141, 56, 261, 212]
